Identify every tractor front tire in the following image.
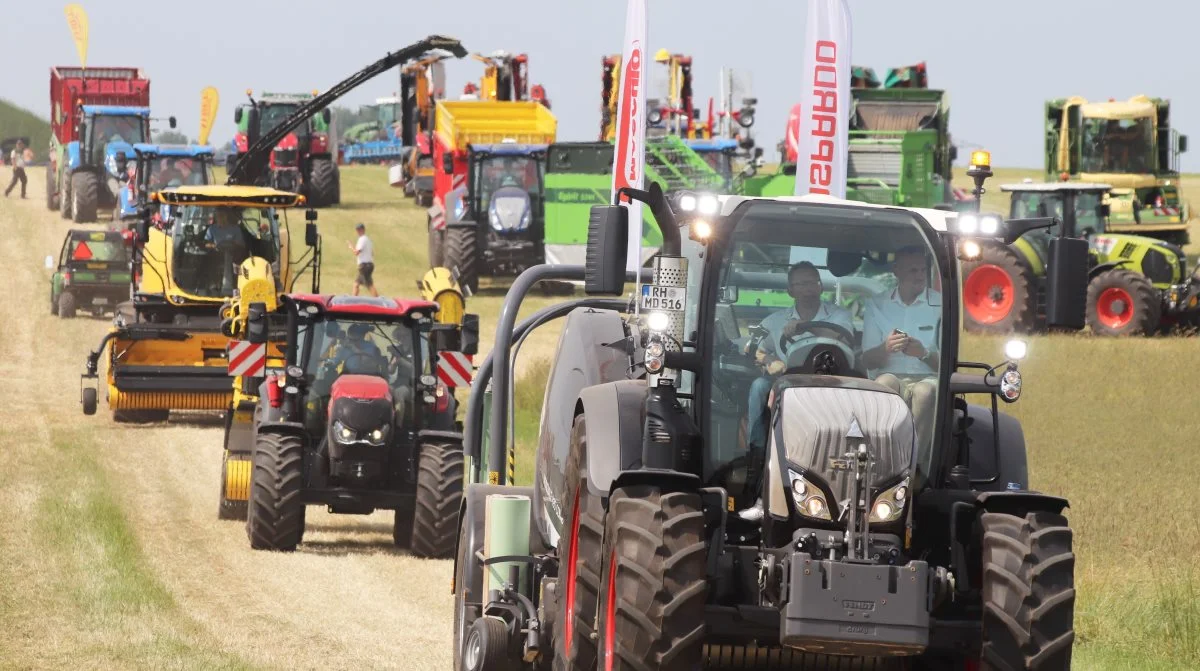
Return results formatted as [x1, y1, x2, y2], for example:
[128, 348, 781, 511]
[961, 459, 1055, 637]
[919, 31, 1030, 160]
[46, 166, 56, 210]
[410, 442, 464, 558]
[59, 175, 72, 219]
[70, 171, 100, 223]
[246, 432, 306, 551]
[444, 226, 480, 295]
[596, 485, 707, 671]
[81, 387, 97, 415]
[1086, 269, 1160, 336]
[553, 417, 605, 671]
[981, 511, 1076, 670]
[428, 219, 445, 269]
[57, 291, 76, 318]
[961, 244, 1036, 334]
[307, 158, 338, 208]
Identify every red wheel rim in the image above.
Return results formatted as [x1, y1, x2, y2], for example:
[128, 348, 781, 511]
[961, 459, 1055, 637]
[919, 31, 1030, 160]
[563, 489, 581, 652]
[1096, 287, 1135, 329]
[603, 549, 618, 671]
[963, 264, 1014, 324]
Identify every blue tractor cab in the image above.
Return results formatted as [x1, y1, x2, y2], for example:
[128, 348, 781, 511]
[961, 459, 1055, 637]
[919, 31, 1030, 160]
[115, 143, 216, 226]
[685, 137, 739, 189]
[58, 105, 160, 223]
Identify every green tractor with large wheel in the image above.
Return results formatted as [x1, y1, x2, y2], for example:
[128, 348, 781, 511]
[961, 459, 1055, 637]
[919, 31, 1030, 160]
[961, 181, 1200, 336]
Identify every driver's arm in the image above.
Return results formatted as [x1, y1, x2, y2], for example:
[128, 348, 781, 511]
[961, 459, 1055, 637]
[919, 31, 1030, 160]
[860, 302, 891, 370]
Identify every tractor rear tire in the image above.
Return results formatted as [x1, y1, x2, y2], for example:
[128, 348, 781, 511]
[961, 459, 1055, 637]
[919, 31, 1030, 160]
[428, 220, 445, 269]
[552, 417, 605, 671]
[981, 511, 1076, 670]
[410, 442, 464, 558]
[59, 175, 72, 219]
[71, 171, 100, 223]
[57, 291, 76, 319]
[596, 485, 707, 671]
[961, 244, 1036, 334]
[1086, 269, 1160, 336]
[444, 227, 480, 295]
[308, 157, 338, 208]
[246, 432, 306, 551]
[46, 166, 56, 211]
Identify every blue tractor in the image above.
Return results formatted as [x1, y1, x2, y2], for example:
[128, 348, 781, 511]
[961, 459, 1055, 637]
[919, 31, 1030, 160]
[113, 143, 216, 227]
[53, 105, 171, 223]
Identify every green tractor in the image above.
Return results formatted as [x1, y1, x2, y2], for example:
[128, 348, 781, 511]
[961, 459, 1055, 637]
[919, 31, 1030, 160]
[961, 182, 1200, 336]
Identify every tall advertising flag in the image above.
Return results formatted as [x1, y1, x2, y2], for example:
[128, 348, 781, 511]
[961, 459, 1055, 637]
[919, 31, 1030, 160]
[611, 0, 647, 273]
[64, 4, 89, 70]
[794, 0, 851, 199]
[198, 87, 220, 146]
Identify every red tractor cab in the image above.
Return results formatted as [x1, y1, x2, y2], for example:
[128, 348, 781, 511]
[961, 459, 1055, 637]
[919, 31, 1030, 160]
[245, 293, 479, 556]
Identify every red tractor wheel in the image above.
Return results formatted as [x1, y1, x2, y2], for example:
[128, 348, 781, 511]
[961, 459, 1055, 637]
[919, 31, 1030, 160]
[961, 244, 1036, 333]
[1086, 269, 1161, 336]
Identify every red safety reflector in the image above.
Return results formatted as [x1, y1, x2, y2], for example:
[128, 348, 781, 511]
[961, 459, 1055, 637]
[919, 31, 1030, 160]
[72, 241, 93, 261]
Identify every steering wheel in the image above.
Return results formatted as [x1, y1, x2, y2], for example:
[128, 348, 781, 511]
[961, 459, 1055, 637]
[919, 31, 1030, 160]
[778, 320, 856, 354]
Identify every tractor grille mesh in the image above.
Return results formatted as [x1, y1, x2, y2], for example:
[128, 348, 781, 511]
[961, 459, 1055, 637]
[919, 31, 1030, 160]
[852, 101, 940, 132]
[848, 148, 901, 185]
[701, 644, 909, 670]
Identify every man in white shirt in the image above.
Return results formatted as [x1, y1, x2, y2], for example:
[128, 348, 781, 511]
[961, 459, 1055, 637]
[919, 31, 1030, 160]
[5, 140, 27, 199]
[745, 261, 855, 452]
[861, 245, 942, 451]
[349, 222, 379, 297]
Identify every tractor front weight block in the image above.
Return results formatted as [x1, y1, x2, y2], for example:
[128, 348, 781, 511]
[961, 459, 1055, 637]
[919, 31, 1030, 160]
[781, 554, 931, 656]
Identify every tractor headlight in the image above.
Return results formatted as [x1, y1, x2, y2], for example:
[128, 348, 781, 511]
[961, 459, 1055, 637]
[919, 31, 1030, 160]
[957, 214, 978, 235]
[365, 424, 389, 446]
[789, 470, 831, 521]
[979, 214, 1001, 236]
[999, 367, 1022, 403]
[869, 477, 909, 523]
[333, 419, 355, 443]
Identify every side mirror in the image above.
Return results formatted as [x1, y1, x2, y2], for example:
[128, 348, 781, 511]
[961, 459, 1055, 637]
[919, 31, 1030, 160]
[442, 153, 454, 174]
[1180, 135, 1189, 154]
[720, 285, 739, 303]
[246, 302, 268, 344]
[169, 116, 177, 129]
[949, 145, 959, 161]
[305, 222, 318, 247]
[321, 108, 332, 124]
[137, 219, 151, 244]
[584, 205, 629, 295]
[461, 313, 480, 356]
[754, 147, 764, 159]
[234, 107, 243, 124]
[430, 324, 461, 353]
[247, 106, 261, 147]
[1100, 203, 1110, 218]
[1044, 237, 1089, 330]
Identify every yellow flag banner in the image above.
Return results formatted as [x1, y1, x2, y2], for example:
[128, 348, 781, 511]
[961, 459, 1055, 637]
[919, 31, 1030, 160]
[64, 4, 89, 69]
[199, 87, 220, 145]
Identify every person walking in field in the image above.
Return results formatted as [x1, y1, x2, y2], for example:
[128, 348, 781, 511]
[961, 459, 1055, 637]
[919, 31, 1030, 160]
[349, 222, 378, 297]
[5, 140, 27, 199]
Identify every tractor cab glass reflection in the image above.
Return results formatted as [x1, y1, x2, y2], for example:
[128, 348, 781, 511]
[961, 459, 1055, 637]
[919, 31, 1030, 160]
[170, 206, 280, 298]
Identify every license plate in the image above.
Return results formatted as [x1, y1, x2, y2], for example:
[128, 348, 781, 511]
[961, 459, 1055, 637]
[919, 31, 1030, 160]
[641, 285, 685, 311]
[92, 297, 109, 305]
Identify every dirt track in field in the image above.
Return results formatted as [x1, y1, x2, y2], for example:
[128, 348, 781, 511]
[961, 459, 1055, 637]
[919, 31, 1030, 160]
[0, 168, 454, 670]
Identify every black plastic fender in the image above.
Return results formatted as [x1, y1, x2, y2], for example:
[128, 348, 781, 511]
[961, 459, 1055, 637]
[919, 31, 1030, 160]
[1088, 260, 1132, 280]
[964, 402, 1029, 492]
[975, 491, 1069, 518]
[579, 380, 649, 500]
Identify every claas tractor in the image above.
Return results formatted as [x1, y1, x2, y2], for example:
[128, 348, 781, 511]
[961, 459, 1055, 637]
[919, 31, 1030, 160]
[449, 161, 1087, 669]
[80, 185, 320, 423]
[960, 181, 1200, 336]
[242, 292, 480, 557]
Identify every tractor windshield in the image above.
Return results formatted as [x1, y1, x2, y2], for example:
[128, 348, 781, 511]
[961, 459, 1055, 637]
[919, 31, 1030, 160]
[704, 200, 946, 489]
[475, 154, 543, 211]
[260, 103, 306, 138]
[1009, 189, 1107, 261]
[89, 115, 146, 158]
[168, 206, 281, 298]
[1080, 116, 1154, 174]
[145, 156, 214, 192]
[295, 315, 422, 434]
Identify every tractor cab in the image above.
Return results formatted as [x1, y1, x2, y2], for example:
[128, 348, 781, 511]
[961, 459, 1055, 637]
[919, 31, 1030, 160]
[115, 143, 217, 224]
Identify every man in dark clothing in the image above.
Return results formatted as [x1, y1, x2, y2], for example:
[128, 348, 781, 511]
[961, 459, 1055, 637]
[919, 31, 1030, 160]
[5, 140, 27, 198]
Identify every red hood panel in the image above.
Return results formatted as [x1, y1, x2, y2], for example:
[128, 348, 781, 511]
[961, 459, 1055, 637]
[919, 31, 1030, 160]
[330, 374, 392, 402]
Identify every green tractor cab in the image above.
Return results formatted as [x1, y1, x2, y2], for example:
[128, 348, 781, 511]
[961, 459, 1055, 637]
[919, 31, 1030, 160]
[49, 229, 133, 319]
[961, 181, 1200, 335]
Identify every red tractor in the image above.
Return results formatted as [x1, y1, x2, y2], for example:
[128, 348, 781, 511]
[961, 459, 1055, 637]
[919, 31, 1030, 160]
[228, 91, 341, 207]
[245, 293, 479, 557]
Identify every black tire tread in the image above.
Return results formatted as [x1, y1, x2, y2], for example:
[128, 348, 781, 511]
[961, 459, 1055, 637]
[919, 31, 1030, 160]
[962, 243, 1036, 334]
[444, 226, 480, 295]
[428, 219, 445, 269]
[981, 511, 1075, 671]
[553, 417, 605, 671]
[71, 171, 99, 223]
[1086, 268, 1161, 336]
[308, 157, 338, 208]
[246, 432, 306, 551]
[57, 291, 76, 319]
[410, 442, 464, 558]
[599, 486, 708, 671]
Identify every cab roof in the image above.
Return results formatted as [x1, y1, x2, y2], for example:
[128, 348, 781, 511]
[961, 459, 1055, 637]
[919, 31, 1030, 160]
[288, 294, 439, 318]
[715, 193, 956, 233]
[471, 143, 547, 156]
[133, 143, 215, 157]
[1000, 182, 1113, 193]
[154, 184, 305, 207]
[80, 105, 151, 116]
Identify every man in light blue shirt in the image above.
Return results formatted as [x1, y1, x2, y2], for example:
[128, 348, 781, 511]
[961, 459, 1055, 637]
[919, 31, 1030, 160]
[745, 261, 855, 453]
[861, 245, 942, 451]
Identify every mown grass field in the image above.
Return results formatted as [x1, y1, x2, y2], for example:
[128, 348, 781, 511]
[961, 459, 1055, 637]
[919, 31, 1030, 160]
[0, 162, 1197, 669]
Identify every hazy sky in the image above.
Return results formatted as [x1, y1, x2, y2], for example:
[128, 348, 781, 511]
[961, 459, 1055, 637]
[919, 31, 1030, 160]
[2, 0, 1196, 171]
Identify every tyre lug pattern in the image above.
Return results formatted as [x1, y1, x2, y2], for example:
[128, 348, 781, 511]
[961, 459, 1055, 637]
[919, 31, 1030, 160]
[411, 442, 464, 559]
